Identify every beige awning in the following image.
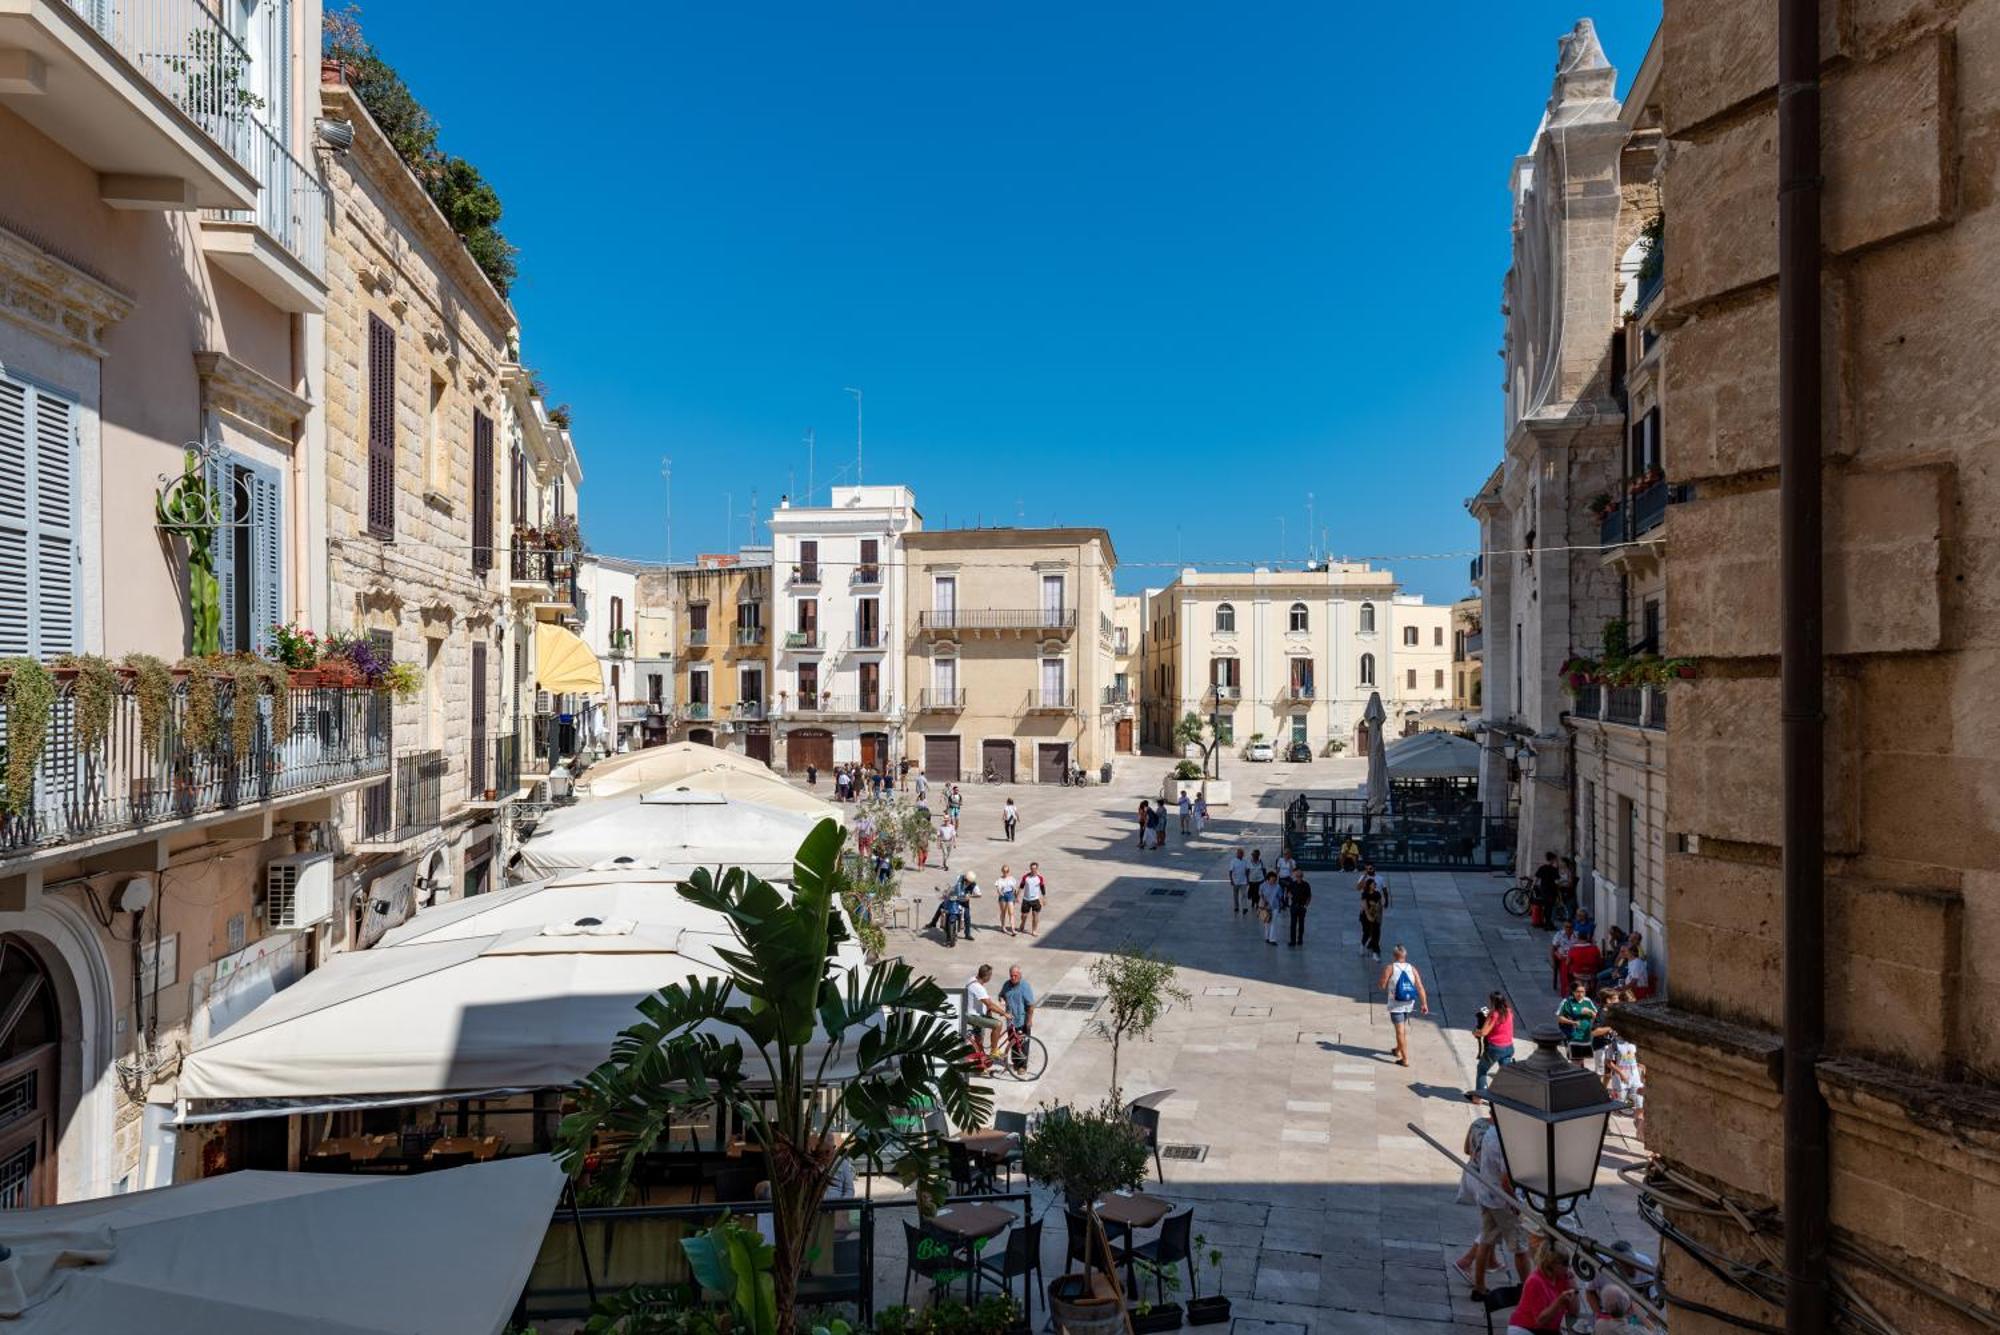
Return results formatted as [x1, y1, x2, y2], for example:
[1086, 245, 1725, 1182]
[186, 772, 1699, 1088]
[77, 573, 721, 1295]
[535, 624, 601, 694]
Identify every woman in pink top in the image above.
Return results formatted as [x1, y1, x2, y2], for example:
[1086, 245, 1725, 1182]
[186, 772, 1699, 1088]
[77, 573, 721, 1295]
[1468, 991, 1517, 1103]
[1508, 1242, 1576, 1334]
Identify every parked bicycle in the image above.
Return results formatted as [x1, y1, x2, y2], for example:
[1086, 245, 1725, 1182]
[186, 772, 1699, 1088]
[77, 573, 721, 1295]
[981, 764, 1002, 784]
[964, 1018, 1047, 1081]
[1502, 878, 1572, 926]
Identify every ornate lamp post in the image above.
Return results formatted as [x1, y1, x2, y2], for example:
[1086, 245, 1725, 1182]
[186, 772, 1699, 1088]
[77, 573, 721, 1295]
[1484, 1025, 1626, 1224]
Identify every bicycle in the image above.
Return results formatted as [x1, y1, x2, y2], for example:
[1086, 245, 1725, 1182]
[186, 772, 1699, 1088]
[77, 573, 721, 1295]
[1502, 879, 1572, 926]
[965, 1019, 1048, 1081]
[981, 765, 1002, 784]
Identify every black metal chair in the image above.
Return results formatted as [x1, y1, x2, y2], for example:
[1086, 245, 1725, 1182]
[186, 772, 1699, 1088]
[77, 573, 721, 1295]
[978, 1219, 1044, 1325]
[1065, 1207, 1126, 1276]
[424, 1150, 476, 1172]
[1481, 1283, 1524, 1334]
[304, 1153, 352, 1174]
[902, 1220, 962, 1307]
[947, 1139, 996, 1196]
[992, 1109, 1028, 1187]
[1128, 1209, 1195, 1304]
[1127, 1103, 1165, 1182]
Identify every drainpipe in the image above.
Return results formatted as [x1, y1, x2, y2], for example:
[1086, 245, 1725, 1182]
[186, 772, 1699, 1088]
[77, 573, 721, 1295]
[1777, 0, 1829, 1329]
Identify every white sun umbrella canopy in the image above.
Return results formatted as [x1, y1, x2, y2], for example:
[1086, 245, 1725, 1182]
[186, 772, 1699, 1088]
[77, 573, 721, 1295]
[1384, 729, 1481, 780]
[178, 866, 871, 1115]
[0, 1155, 564, 1333]
[512, 788, 825, 881]
[1363, 690, 1391, 814]
[579, 741, 795, 797]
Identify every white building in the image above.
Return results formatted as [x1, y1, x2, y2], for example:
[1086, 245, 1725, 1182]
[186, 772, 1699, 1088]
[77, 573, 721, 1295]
[1141, 564, 1452, 757]
[767, 486, 922, 771]
[575, 555, 642, 753]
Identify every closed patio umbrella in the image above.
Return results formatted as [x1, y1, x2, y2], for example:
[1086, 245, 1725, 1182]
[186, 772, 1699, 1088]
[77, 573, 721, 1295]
[1363, 691, 1391, 815]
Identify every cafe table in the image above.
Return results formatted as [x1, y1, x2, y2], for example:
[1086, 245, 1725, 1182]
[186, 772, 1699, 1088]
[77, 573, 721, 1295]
[310, 1134, 398, 1163]
[950, 1128, 1019, 1187]
[925, 1200, 1017, 1301]
[1091, 1190, 1172, 1301]
[427, 1134, 506, 1162]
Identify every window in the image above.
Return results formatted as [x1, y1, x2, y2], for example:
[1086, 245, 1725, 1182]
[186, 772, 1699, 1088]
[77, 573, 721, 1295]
[1215, 602, 1235, 633]
[509, 444, 527, 524]
[426, 371, 449, 493]
[1359, 653, 1375, 686]
[609, 596, 625, 638]
[796, 599, 817, 635]
[1406, 668, 1417, 690]
[1115, 626, 1129, 653]
[1619, 794, 1639, 889]
[1403, 626, 1418, 646]
[1434, 625, 1444, 647]
[1041, 574, 1065, 621]
[471, 411, 494, 572]
[366, 314, 395, 538]
[1290, 715, 1308, 745]
[1434, 669, 1445, 690]
[797, 662, 818, 701]
[0, 373, 80, 659]
[1209, 657, 1240, 690]
[689, 668, 710, 704]
[933, 656, 958, 696]
[1289, 602, 1308, 632]
[859, 661, 881, 710]
[1630, 406, 1663, 477]
[796, 540, 819, 583]
[1040, 657, 1066, 707]
[1358, 602, 1375, 634]
[857, 538, 879, 581]
[688, 602, 709, 634]
[855, 597, 880, 648]
[1642, 597, 1662, 652]
[647, 672, 664, 705]
[932, 574, 957, 624]
[208, 450, 284, 656]
[1289, 658, 1315, 697]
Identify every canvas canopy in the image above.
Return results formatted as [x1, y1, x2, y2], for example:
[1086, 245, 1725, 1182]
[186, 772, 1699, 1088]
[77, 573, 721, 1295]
[1384, 729, 1482, 780]
[178, 867, 869, 1116]
[511, 787, 824, 880]
[535, 624, 602, 694]
[578, 743, 841, 818]
[0, 1155, 563, 1333]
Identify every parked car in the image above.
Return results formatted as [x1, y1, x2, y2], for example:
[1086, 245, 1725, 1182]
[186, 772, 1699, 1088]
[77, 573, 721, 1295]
[1245, 740, 1275, 762]
[1285, 741, 1313, 763]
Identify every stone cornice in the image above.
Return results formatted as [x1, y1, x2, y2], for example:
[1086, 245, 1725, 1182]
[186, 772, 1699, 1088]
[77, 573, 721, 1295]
[322, 84, 515, 340]
[0, 223, 135, 358]
[194, 351, 310, 447]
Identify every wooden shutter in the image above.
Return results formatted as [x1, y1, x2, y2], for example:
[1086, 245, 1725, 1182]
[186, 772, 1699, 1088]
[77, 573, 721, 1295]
[249, 461, 284, 656]
[367, 315, 396, 538]
[206, 452, 240, 654]
[0, 375, 79, 658]
[471, 410, 494, 572]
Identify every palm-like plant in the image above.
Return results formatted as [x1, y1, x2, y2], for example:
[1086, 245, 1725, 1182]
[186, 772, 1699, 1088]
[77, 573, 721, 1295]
[555, 819, 989, 1331]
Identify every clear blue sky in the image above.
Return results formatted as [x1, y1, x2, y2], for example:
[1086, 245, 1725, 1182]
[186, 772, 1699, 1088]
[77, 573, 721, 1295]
[356, 4, 1660, 602]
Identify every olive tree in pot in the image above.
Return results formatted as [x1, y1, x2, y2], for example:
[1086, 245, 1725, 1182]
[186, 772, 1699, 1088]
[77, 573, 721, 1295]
[1087, 948, 1192, 1107]
[1021, 1103, 1151, 1333]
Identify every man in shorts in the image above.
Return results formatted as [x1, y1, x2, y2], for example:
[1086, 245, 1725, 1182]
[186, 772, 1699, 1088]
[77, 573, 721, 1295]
[962, 964, 1006, 1058]
[1456, 1115, 1530, 1297]
[1017, 862, 1047, 935]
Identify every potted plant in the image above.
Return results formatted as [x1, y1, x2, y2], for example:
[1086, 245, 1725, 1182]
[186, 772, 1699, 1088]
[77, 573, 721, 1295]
[1087, 949, 1192, 1106]
[1186, 1236, 1230, 1325]
[1023, 1102, 1150, 1333]
[1130, 1272, 1184, 1333]
[1586, 492, 1619, 520]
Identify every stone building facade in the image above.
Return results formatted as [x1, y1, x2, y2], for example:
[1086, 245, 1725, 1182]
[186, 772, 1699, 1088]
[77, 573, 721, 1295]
[1451, 596, 1483, 711]
[671, 552, 774, 761]
[900, 528, 1120, 784]
[320, 76, 513, 929]
[1618, 0, 2000, 1328]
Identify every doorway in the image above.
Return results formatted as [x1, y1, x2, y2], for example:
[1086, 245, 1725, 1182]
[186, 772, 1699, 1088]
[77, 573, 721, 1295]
[1036, 742, 1069, 784]
[745, 730, 772, 764]
[788, 728, 834, 774]
[860, 732, 890, 771]
[0, 937, 62, 1208]
[981, 739, 1016, 783]
[1115, 718, 1133, 753]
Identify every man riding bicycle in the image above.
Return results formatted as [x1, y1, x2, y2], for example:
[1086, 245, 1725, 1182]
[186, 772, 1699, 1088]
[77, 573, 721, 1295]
[962, 964, 1007, 1058]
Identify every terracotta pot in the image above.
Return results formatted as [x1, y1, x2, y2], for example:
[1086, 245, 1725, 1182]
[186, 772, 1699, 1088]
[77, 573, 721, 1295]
[288, 669, 321, 688]
[321, 57, 347, 85]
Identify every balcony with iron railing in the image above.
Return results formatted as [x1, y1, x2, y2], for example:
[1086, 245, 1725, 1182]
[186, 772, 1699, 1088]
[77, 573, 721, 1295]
[510, 541, 578, 613]
[916, 609, 1077, 634]
[1571, 682, 1667, 732]
[682, 701, 712, 721]
[732, 699, 766, 721]
[850, 565, 881, 587]
[789, 694, 889, 718]
[1023, 689, 1077, 714]
[1599, 477, 1671, 552]
[199, 115, 329, 311]
[0, 674, 391, 864]
[788, 563, 820, 586]
[848, 626, 886, 651]
[733, 625, 766, 647]
[1206, 683, 1241, 705]
[357, 748, 445, 849]
[783, 629, 821, 651]
[469, 732, 519, 802]
[1464, 630, 1484, 658]
[616, 700, 655, 724]
[1101, 684, 1133, 707]
[685, 628, 711, 650]
[1284, 681, 1318, 704]
[915, 688, 967, 712]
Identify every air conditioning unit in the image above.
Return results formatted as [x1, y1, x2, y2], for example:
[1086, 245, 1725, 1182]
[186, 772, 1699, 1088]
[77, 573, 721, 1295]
[535, 690, 552, 713]
[265, 853, 335, 930]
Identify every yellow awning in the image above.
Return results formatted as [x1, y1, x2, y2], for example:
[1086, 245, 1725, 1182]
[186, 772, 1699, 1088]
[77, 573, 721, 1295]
[535, 624, 603, 694]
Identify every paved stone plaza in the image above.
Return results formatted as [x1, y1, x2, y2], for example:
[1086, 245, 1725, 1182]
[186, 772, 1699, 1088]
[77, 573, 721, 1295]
[851, 755, 1652, 1332]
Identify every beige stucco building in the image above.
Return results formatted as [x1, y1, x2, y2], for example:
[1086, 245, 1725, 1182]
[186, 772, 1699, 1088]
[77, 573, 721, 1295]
[671, 552, 774, 761]
[499, 357, 584, 778]
[0, 0, 377, 1202]
[901, 528, 1119, 783]
[1141, 564, 1451, 758]
[1616, 0, 2000, 1328]
[1450, 596, 1483, 711]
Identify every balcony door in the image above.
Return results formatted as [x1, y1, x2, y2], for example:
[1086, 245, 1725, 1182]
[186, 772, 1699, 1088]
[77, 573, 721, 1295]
[797, 598, 817, 639]
[932, 656, 957, 701]
[1041, 574, 1065, 621]
[856, 597, 880, 649]
[858, 661, 881, 712]
[932, 575, 957, 626]
[1040, 657, 1065, 708]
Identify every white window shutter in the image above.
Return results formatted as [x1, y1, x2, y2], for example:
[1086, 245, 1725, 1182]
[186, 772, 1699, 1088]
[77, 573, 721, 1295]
[207, 451, 239, 654]
[250, 462, 283, 656]
[0, 374, 79, 659]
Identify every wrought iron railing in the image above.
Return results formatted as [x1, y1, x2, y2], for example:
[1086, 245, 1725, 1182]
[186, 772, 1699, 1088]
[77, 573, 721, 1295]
[1576, 683, 1603, 718]
[686, 629, 710, 648]
[510, 541, 578, 604]
[58, 0, 260, 172]
[732, 700, 765, 720]
[784, 630, 819, 650]
[849, 626, 885, 650]
[1605, 686, 1645, 726]
[916, 609, 1077, 632]
[361, 748, 443, 844]
[915, 689, 966, 711]
[1024, 689, 1076, 712]
[0, 675, 390, 859]
[1101, 685, 1131, 705]
[683, 702, 712, 721]
[201, 117, 327, 276]
[470, 733, 518, 800]
[803, 696, 888, 715]
[850, 566, 880, 586]
[734, 625, 765, 646]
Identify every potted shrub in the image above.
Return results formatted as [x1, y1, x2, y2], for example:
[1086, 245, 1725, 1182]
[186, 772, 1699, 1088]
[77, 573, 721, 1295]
[1586, 492, 1619, 520]
[1024, 1102, 1150, 1332]
[1186, 1235, 1231, 1325]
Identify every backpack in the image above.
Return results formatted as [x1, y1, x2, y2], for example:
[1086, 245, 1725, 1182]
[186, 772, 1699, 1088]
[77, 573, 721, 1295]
[1392, 965, 1418, 1004]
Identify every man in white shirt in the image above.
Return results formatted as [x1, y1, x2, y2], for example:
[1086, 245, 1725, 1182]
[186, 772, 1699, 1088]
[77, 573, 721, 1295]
[1002, 798, 1019, 842]
[963, 964, 1006, 1057]
[1018, 863, 1047, 936]
[1227, 848, 1250, 915]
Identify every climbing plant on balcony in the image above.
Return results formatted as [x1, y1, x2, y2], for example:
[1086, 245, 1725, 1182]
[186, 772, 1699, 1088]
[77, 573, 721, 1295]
[0, 658, 54, 814]
[56, 654, 120, 753]
[1560, 617, 1695, 693]
[123, 653, 174, 753]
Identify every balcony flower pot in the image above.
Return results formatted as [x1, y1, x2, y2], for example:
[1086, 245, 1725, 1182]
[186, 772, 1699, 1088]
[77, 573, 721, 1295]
[1186, 1295, 1231, 1326]
[288, 669, 321, 688]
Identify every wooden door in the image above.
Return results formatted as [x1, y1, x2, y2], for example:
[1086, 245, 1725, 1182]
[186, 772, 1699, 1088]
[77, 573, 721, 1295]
[745, 730, 772, 764]
[981, 739, 1016, 783]
[1116, 718, 1133, 753]
[1036, 742, 1068, 784]
[0, 938, 61, 1209]
[788, 728, 834, 774]
[923, 734, 961, 782]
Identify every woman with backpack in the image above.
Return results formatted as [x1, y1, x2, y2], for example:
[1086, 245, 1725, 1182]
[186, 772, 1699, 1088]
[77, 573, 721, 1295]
[1467, 990, 1516, 1102]
[1378, 946, 1429, 1067]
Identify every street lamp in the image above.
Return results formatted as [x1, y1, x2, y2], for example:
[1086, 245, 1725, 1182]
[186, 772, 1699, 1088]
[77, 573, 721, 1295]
[1484, 1025, 1626, 1224]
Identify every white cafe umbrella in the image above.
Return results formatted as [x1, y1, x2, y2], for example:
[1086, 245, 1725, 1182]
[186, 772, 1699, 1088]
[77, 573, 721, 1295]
[513, 787, 823, 880]
[0, 1155, 564, 1334]
[1363, 691, 1391, 814]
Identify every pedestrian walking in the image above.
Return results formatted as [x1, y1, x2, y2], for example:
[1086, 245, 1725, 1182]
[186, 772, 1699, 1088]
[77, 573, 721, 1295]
[1193, 790, 1208, 834]
[1557, 980, 1600, 1062]
[1018, 862, 1047, 935]
[1226, 847, 1250, 914]
[1275, 843, 1297, 882]
[947, 785, 963, 821]
[937, 813, 958, 870]
[1247, 849, 1265, 903]
[1148, 801, 1167, 849]
[1286, 869, 1312, 946]
[1451, 1116, 1531, 1299]
[1259, 870, 1283, 946]
[1002, 798, 1018, 842]
[1467, 991, 1516, 1102]
[806, 762, 818, 788]
[854, 811, 876, 859]
[1529, 850, 1562, 929]
[995, 864, 1018, 935]
[1358, 873, 1385, 959]
[1177, 791, 1193, 835]
[1378, 946, 1428, 1066]
[1135, 801, 1151, 849]
[899, 757, 911, 791]
[914, 769, 929, 802]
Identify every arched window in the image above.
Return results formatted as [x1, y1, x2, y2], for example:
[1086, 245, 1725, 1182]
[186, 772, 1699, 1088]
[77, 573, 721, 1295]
[1403, 626, 1418, 646]
[1359, 602, 1376, 634]
[1359, 653, 1376, 686]
[1215, 603, 1236, 633]
[1289, 602, 1308, 632]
